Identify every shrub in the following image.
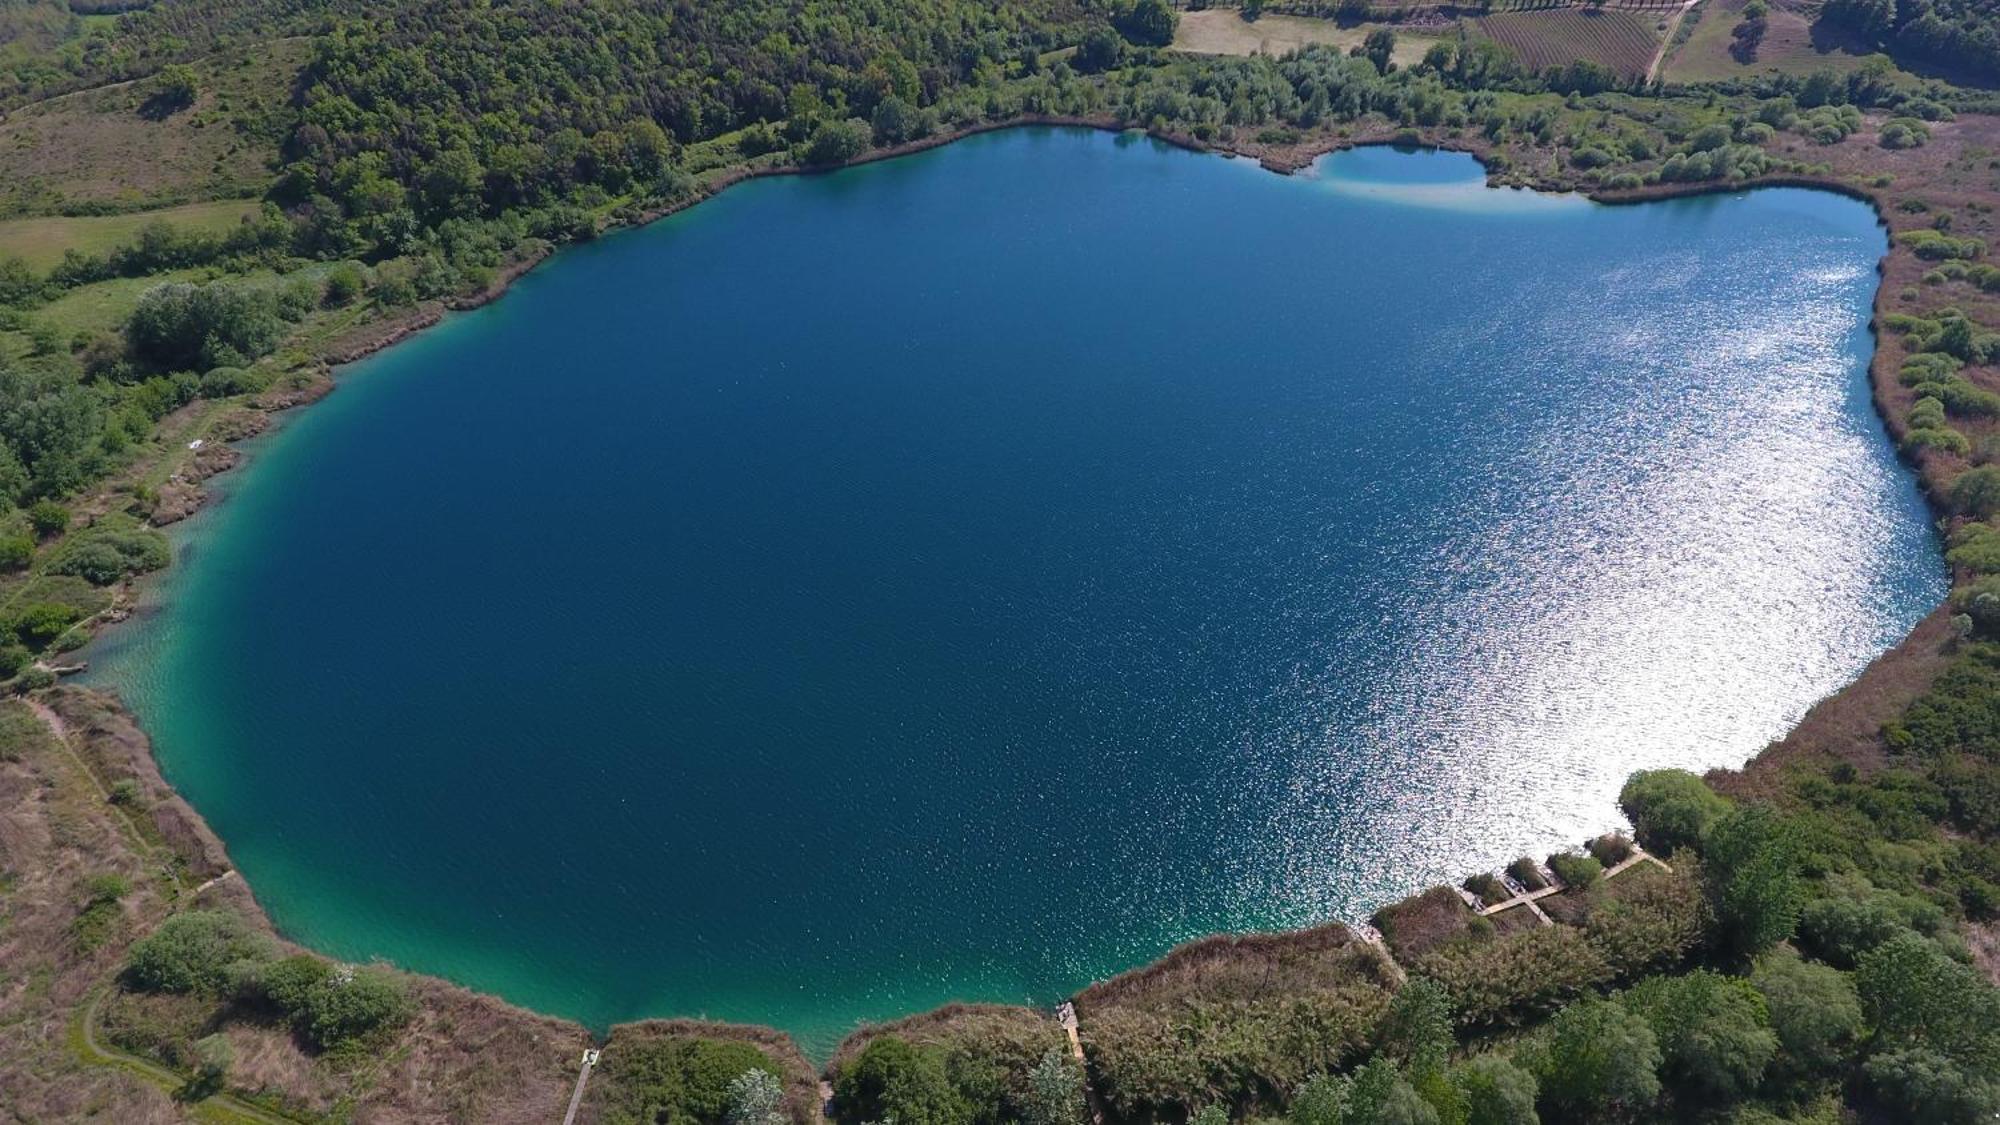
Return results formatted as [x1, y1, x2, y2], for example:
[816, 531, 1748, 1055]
[1620, 770, 1730, 856]
[1906, 426, 1971, 456]
[1586, 834, 1633, 866]
[324, 263, 366, 307]
[7, 601, 81, 647]
[27, 501, 69, 538]
[1505, 858, 1548, 891]
[294, 965, 414, 1052]
[1414, 926, 1610, 1028]
[123, 911, 271, 995]
[1954, 465, 2000, 518]
[0, 533, 30, 570]
[1548, 852, 1603, 890]
[727, 1068, 788, 1125]
[1464, 873, 1506, 902]
[48, 527, 169, 585]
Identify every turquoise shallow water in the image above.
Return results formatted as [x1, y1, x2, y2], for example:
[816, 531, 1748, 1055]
[91, 130, 1944, 1055]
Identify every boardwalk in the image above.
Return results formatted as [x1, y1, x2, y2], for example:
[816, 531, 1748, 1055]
[561, 1047, 600, 1125]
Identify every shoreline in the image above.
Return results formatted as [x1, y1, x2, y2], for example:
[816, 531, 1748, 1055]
[54, 116, 1964, 1076]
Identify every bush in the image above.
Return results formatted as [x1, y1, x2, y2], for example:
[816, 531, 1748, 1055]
[1620, 770, 1730, 856]
[1587, 834, 1633, 866]
[1548, 853, 1603, 890]
[605, 1036, 781, 1125]
[1505, 858, 1548, 891]
[0, 533, 31, 570]
[728, 1068, 788, 1125]
[123, 911, 271, 995]
[294, 965, 414, 1051]
[27, 501, 69, 538]
[48, 527, 169, 586]
[7, 601, 81, 647]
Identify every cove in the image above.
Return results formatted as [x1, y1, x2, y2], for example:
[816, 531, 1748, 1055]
[90, 128, 1945, 1056]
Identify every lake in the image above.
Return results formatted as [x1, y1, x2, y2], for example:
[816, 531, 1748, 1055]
[91, 128, 1944, 1055]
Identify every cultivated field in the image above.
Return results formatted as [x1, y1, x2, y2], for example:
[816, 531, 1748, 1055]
[0, 198, 259, 269]
[1174, 8, 1444, 66]
[1663, 0, 1879, 82]
[1475, 7, 1668, 77]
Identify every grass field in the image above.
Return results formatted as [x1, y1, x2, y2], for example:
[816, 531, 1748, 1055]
[1173, 8, 1444, 66]
[1663, 0, 1879, 82]
[0, 198, 259, 270]
[1475, 7, 1668, 77]
[0, 37, 307, 216]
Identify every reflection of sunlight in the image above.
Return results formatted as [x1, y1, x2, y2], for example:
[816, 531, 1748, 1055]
[1238, 248, 1925, 925]
[1307, 149, 1592, 214]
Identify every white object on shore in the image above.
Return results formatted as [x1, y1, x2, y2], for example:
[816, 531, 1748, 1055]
[187, 439, 204, 450]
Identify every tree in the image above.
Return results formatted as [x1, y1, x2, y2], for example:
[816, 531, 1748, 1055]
[1745, 951, 1860, 1082]
[1023, 1049, 1085, 1125]
[833, 1037, 971, 1125]
[1863, 1047, 2000, 1122]
[1531, 999, 1661, 1119]
[1190, 1105, 1230, 1125]
[154, 64, 197, 110]
[727, 1067, 787, 1125]
[1116, 0, 1178, 47]
[1291, 1073, 1350, 1125]
[1620, 971, 1776, 1105]
[1702, 806, 1802, 956]
[1451, 1056, 1537, 1125]
[126, 282, 284, 372]
[805, 119, 870, 166]
[1855, 933, 2000, 1060]
[1073, 27, 1126, 73]
[1619, 771, 1730, 856]
[1359, 30, 1397, 74]
[296, 965, 414, 1050]
[1344, 1059, 1437, 1125]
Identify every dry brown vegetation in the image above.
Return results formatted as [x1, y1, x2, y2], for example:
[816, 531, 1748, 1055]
[0, 38, 305, 216]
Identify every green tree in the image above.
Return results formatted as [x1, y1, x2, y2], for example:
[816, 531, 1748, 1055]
[25, 500, 67, 538]
[1749, 950, 1861, 1078]
[805, 119, 871, 166]
[1360, 30, 1397, 74]
[1116, 0, 1178, 47]
[1702, 806, 1803, 956]
[727, 1067, 787, 1125]
[154, 64, 197, 110]
[123, 911, 271, 995]
[1345, 1059, 1437, 1125]
[834, 1037, 971, 1125]
[1451, 1056, 1537, 1125]
[1291, 1073, 1350, 1125]
[1619, 770, 1730, 855]
[1953, 465, 2000, 519]
[1620, 971, 1777, 1104]
[295, 965, 414, 1050]
[1023, 1049, 1085, 1125]
[1531, 998, 1661, 1120]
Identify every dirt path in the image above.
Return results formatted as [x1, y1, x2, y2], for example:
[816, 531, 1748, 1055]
[1647, 0, 1703, 83]
[74, 987, 303, 1125]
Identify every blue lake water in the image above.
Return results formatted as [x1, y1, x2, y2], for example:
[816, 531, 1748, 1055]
[91, 129, 1944, 1055]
